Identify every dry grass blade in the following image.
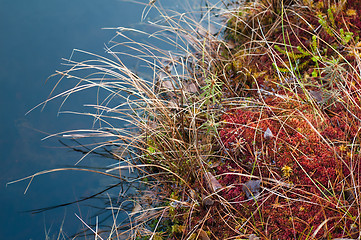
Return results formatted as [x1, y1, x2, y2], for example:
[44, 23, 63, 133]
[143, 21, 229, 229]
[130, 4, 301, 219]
[13, 0, 361, 239]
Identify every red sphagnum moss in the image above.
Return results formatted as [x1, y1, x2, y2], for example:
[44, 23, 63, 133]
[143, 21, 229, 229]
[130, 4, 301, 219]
[145, 1, 361, 239]
[216, 96, 360, 238]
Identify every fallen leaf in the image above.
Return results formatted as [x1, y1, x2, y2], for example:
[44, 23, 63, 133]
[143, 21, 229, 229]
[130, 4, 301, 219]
[205, 171, 222, 192]
[197, 229, 210, 240]
[242, 179, 261, 199]
[264, 127, 274, 140]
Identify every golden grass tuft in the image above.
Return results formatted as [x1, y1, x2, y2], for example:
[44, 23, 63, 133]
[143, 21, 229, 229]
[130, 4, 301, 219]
[14, 0, 361, 239]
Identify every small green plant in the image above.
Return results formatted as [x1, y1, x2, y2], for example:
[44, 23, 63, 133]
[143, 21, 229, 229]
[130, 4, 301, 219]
[199, 74, 223, 106]
[339, 28, 353, 44]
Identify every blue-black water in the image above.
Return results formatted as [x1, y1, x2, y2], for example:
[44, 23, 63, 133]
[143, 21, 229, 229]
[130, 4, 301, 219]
[0, 0, 211, 238]
[0, 0, 161, 239]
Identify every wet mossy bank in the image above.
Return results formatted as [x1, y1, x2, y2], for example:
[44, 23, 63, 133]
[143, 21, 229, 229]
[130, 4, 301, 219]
[136, 1, 361, 239]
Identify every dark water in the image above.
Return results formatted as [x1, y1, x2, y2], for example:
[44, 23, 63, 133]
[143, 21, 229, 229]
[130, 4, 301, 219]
[0, 0, 211, 238]
[0, 0, 156, 239]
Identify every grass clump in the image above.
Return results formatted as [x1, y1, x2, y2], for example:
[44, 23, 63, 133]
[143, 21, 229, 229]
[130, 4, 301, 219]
[29, 0, 361, 239]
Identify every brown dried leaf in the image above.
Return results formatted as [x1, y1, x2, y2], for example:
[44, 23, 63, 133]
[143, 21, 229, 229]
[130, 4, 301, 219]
[205, 171, 222, 192]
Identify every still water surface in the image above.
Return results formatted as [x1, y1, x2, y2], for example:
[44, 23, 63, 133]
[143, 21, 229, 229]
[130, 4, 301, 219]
[0, 0, 188, 238]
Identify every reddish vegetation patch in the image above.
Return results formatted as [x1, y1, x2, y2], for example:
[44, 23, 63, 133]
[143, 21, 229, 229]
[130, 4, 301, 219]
[216, 98, 360, 239]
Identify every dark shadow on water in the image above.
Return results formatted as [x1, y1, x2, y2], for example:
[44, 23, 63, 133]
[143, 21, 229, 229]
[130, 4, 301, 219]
[25, 139, 146, 238]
